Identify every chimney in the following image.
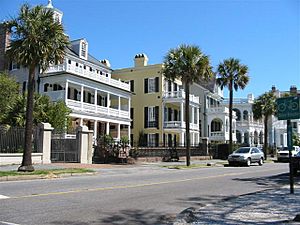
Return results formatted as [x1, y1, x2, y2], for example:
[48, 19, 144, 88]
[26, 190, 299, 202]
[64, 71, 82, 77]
[100, 59, 111, 68]
[290, 85, 297, 95]
[134, 53, 148, 67]
[247, 93, 254, 103]
[271, 85, 276, 93]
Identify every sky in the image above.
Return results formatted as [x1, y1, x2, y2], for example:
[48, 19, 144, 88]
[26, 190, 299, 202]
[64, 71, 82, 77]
[0, 0, 299, 98]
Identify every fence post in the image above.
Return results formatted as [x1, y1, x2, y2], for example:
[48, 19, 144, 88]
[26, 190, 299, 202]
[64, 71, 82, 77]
[38, 123, 54, 164]
[201, 137, 209, 156]
[77, 125, 94, 164]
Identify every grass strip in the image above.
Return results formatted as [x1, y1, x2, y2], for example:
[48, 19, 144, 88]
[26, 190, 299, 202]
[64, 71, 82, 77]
[0, 168, 94, 177]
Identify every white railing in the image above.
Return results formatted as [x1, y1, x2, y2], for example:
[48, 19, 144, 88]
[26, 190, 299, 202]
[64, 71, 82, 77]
[210, 132, 225, 137]
[163, 90, 200, 104]
[66, 99, 129, 119]
[163, 121, 199, 130]
[206, 106, 229, 114]
[45, 62, 130, 91]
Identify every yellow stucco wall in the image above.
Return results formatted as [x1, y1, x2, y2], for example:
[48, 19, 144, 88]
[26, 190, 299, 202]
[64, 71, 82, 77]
[113, 64, 164, 144]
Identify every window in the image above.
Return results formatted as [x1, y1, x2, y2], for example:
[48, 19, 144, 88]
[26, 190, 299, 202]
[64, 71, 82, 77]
[68, 60, 71, 64]
[148, 133, 159, 147]
[130, 80, 134, 92]
[81, 41, 87, 58]
[144, 106, 159, 128]
[130, 108, 134, 128]
[144, 77, 159, 93]
[9, 61, 20, 70]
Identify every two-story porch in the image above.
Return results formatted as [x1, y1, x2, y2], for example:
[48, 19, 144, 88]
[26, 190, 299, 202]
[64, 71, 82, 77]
[162, 89, 200, 146]
[206, 106, 237, 143]
[40, 67, 131, 141]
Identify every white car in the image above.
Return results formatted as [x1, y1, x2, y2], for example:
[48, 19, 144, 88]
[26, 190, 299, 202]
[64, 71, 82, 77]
[277, 146, 300, 162]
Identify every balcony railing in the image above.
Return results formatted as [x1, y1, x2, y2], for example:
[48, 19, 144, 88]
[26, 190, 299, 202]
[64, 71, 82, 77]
[67, 99, 129, 118]
[206, 106, 230, 114]
[163, 90, 200, 104]
[163, 121, 199, 130]
[45, 62, 130, 91]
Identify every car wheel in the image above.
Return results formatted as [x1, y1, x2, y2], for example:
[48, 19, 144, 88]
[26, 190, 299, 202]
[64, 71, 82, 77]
[228, 162, 234, 167]
[246, 158, 251, 167]
[258, 158, 264, 166]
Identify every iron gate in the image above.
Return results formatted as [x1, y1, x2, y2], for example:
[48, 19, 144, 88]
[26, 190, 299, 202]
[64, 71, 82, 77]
[51, 134, 78, 162]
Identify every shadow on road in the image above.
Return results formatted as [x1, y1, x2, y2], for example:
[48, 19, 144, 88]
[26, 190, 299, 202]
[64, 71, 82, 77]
[232, 173, 299, 187]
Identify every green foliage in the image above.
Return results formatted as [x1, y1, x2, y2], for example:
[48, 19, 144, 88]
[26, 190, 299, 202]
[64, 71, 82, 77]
[293, 133, 300, 146]
[252, 92, 276, 120]
[120, 136, 129, 148]
[0, 73, 20, 123]
[4, 4, 69, 71]
[47, 100, 71, 132]
[216, 58, 249, 92]
[162, 44, 213, 83]
[2, 93, 71, 130]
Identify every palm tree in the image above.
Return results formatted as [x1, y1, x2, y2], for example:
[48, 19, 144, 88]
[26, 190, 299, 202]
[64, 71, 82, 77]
[162, 44, 213, 166]
[216, 58, 249, 152]
[252, 91, 276, 159]
[5, 4, 69, 171]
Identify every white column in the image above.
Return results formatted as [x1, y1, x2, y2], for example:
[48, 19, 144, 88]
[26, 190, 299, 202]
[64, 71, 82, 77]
[80, 85, 84, 109]
[117, 123, 121, 140]
[191, 106, 195, 126]
[128, 125, 131, 140]
[65, 81, 68, 102]
[80, 118, 83, 126]
[180, 102, 184, 127]
[107, 93, 110, 108]
[106, 122, 110, 135]
[180, 132, 185, 146]
[94, 89, 97, 106]
[118, 96, 121, 111]
[128, 98, 131, 116]
[94, 120, 98, 139]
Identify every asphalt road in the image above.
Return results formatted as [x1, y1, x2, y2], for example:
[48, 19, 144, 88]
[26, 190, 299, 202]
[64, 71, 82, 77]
[0, 162, 292, 225]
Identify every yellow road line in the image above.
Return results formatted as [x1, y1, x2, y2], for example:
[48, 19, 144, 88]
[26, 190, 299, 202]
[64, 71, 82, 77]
[6, 168, 281, 200]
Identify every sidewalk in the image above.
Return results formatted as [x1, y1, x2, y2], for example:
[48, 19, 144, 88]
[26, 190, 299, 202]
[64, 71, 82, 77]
[174, 184, 300, 225]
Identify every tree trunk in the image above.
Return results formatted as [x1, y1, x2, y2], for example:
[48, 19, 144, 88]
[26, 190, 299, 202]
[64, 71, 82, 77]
[229, 81, 233, 153]
[18, 65, 35, 172]
[185, 81, 191, 166]
[263, 115, 268, 160]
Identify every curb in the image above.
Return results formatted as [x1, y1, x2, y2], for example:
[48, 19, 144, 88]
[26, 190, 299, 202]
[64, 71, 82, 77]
[0, 172, 97, 182]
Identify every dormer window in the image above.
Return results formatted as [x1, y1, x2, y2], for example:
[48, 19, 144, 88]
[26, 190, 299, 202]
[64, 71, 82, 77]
[80, 41, 88, 59]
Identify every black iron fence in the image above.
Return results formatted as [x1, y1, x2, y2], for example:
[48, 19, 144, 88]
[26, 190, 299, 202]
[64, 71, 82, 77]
[0, 125, 38, 153]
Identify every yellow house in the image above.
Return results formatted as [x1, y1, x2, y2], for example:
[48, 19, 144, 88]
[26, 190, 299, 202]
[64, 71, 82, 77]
[112, 54, 200, 147]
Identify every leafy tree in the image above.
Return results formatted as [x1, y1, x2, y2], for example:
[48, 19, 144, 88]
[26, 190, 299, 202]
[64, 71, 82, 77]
[293, 132, 300, 146]
[162, 44, 213, 166]
[3, 93, 71, 131]
[216, 58, 249, 152]
[252, 91, 276, 159]
[0, 73, 20, 122]
[5, 4, 69, 171]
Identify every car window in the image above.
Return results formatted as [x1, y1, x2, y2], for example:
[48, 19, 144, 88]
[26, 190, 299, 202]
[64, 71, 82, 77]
[235, 148, 251, 153]
[251, 148, 259, 154]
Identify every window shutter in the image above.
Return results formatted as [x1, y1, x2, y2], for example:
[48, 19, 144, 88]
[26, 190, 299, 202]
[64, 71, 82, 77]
[155, 133, 159, 147]
[130, 80, 134, 92]
[130, 108, 134, 128]
[155, 77, 159, 92]
[68, 87, 71, 99]
[155, 106, 159, 129]
[104, 97, 107, 107]
[174, 110, 178, 121]
[144, 78, 148, 93]
[144, 107, 148, 128]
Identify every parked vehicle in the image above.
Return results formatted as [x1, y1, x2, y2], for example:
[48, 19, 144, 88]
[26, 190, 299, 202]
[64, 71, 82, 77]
[228, 147, 265, 167]
[277, 146, 300, 162]
[292, 151, 300, 176]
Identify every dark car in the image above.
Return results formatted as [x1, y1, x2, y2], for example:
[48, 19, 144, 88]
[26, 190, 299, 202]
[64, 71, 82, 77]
[292, 151, 300, 176]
